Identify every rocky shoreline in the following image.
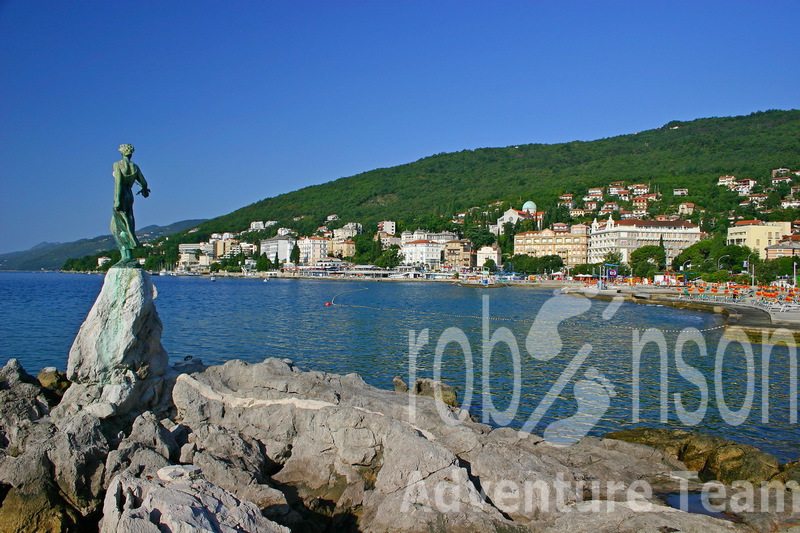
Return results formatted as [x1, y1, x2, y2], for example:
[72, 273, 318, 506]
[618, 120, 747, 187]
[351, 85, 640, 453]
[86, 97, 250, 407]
[3, 268, 799, 532]
[2, 356, 800, 532]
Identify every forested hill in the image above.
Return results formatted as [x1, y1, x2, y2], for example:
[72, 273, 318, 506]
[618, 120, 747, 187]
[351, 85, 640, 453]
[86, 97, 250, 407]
[195, 109, 800, 237]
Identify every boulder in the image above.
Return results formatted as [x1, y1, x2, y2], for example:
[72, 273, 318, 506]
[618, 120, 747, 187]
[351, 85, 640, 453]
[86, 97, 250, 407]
[172, 359, 517, 532]
[103, 412, 178, 485]
[37, 366, 71, 400]
[413, 377, 458, 407]
[392, 376, 408, 393]
[171, 358, 748, 532]
[606, 427, 781, 484]
[49, 412, 109, 515]
[58, 268, 168, 419]
[0, 359, 50, 451]
[100, 467, 290, 533]
[0, 421, 80, 533]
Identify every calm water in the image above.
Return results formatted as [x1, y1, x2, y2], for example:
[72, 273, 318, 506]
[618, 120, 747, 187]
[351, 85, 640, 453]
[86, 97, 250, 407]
[1, 271, 798, 462]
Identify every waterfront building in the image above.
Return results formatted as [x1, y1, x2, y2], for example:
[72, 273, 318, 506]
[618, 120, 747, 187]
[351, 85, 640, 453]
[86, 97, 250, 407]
[401, 240, 444, 269]
[213, 239, 239, 258]
[328, 239, 356, 259]
[476, 245, 502, 269]
[726, 220, 792, 259]
[260, 235, 296, 264]
[298, 236, 329, 264]
[443, 239, 475, 269]
[513, 224, 589, 266]
[587, 218, 701, 264]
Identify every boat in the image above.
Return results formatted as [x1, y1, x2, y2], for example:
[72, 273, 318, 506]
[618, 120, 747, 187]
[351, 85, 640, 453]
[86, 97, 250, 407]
[263, 278, 269, 283]
[210, 275, 216, 282]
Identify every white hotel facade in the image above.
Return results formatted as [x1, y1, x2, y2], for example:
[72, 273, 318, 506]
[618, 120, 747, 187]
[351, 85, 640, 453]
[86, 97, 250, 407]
[587, 218, 701, 264]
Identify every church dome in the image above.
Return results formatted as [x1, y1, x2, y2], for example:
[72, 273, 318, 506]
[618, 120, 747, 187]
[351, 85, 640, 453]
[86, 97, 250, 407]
[522, 200, 537, 212]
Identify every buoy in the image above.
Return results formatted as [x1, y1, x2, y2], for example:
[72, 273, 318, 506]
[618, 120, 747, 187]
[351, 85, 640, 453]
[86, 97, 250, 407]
[325, 302, 331, 306]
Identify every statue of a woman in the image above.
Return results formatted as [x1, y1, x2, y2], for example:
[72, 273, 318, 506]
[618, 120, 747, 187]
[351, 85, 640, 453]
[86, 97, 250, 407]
[111, 144, 150, 266]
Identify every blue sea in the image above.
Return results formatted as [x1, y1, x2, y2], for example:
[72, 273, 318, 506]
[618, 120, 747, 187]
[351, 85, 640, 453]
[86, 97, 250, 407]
[1, 271, 798, 462]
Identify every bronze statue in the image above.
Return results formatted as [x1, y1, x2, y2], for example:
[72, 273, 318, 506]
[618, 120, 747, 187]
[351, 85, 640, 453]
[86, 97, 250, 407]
[111, 144, 150, 266]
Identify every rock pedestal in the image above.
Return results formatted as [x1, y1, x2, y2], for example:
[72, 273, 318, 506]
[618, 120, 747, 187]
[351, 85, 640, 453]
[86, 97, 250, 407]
[55, 267, 168, 419]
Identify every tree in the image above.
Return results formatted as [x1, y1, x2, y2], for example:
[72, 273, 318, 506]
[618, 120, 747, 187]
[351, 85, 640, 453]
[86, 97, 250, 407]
[629, 245, 666, 278]
[482, 258, 497, 271]
[374, 245, 402, 269]
[290, 243, 300, 264]
[539, 254, 564, 274]
[256, 254, 271, 271]
[464, 226, 495, 249]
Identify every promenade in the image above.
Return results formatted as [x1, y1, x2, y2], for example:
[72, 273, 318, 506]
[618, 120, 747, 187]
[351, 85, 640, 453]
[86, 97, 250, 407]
[588, 284, 800, 331]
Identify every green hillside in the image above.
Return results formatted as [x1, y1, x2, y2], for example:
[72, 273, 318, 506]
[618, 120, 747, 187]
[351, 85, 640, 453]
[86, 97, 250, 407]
[197, 109, 800, 236]
[0, 219, 206, 271]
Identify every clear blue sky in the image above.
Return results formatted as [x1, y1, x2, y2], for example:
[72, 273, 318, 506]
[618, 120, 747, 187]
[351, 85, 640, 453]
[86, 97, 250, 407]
[1, 1, 798, 254]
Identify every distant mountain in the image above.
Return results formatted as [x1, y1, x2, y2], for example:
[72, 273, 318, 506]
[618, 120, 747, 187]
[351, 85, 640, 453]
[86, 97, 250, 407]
[0, 219, 207, 271]
[186, 110, 800, 238]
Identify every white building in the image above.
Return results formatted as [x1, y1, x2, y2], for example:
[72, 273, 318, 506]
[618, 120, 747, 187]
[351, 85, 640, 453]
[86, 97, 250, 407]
[179, 242, 215, 257]
[401, 229, 458, 244]
[588, 218, 701, 264]
[298, 236, 329, 264]
[490, 207, 542, 235]
[401, 240, 444, 269]
[332, 222, 363, 240]
[378, 220, 396, 235]
[476, 245, 502, 269]
[260, 235, 296, 264]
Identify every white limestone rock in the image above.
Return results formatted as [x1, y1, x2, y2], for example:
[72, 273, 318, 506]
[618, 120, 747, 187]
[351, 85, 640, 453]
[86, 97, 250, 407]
[58, 268, 168, 418]
[100, 469, 290, 533]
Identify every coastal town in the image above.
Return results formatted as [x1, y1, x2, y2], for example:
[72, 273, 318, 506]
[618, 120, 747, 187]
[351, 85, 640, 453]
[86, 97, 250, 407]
[105, 167, 800, 286]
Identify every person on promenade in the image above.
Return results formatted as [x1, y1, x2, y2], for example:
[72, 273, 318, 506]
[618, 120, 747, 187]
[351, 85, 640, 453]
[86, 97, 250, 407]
[111, 144, 150, 266]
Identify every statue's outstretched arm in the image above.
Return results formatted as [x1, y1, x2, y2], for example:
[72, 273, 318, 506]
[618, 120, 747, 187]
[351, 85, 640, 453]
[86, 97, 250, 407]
[136, 169, 150, 198]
